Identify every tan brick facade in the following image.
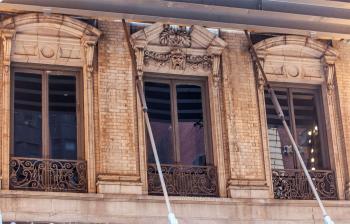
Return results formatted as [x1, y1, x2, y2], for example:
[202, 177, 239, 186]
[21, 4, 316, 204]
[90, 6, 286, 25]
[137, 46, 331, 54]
[0, 12, 350, 223]
[95, 21, 142, 193]
[221, 31, 271, 198]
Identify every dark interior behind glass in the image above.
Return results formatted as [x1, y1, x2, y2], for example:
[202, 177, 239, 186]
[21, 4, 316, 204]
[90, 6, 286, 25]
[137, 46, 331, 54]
[49, 75, 77, 160]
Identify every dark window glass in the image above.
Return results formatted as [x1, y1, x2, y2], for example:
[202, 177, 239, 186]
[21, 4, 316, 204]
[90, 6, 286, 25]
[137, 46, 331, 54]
[145, 80, 209, 166]
[145, 82, 174, 164]
[13, 72, 42, 157]
[176, 85, 206, 165]
[49, 75, 77, 160]
[265, 89, 294, 169]
[265, 87, 329, 170]
[293, 91, 328, 170]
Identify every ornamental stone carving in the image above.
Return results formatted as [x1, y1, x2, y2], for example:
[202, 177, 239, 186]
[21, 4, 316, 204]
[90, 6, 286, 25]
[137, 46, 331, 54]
[170, 48, 186, 70]
[144, 49, 212, 71]
[131, 22, 227, 79]
[40, 46, 55, 58]
[281, 64, 300, 77]
[159, 24, 191, 48]
[321, 55, 337, 93]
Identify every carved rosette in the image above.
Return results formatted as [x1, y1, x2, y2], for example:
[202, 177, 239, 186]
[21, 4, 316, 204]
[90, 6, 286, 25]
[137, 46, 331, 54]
[1, 29, 16, 76]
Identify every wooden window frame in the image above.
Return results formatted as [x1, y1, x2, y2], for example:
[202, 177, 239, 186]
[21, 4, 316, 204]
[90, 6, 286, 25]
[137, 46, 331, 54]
[144, 74, 213, 165]
[10, 65, 83, 160]
[266, 83, 330, 170]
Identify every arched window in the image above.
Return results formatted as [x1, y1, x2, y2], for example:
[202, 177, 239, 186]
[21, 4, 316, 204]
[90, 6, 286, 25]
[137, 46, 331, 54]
[1, 13, 101, 192]
[254, 35, 339, 200]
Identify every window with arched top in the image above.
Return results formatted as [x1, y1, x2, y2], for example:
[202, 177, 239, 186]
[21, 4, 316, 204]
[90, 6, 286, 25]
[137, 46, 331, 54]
[253, 35, 340, 200]
[0, 13, 101, 193]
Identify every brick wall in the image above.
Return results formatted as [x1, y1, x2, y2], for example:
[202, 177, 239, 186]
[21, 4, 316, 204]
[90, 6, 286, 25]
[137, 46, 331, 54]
[331, 41, 350, 196]
[220, 31, 267, 182]
[96, 21, 139, 177]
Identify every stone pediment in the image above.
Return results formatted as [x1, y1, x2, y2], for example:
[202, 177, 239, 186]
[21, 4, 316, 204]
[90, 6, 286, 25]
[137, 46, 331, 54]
[131, 22, 226, 50]
[253, 35, 339, 89]
[1, 13, 101, 67]
[254, 35, 338, 59]
[131, 23, 227, 78]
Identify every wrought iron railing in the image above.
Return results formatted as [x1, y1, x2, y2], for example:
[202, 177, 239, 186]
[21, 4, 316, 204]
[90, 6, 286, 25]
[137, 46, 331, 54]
[147, 163, 218, 197]
[9, 157, 87, 193]
[272, 169, 337, 200]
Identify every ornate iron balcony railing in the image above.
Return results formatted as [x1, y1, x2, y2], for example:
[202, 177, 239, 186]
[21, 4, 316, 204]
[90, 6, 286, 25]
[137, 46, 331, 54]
[272, 169, 337, 200]
[147, 163, 218, 197]
[9, 157, 87, 193]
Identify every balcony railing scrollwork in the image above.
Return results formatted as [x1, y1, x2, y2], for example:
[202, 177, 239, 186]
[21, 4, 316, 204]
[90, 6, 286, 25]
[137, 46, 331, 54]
[147, 163, 218, 197]
[10, 157, 87, 193]
[272, 169, 337, 200]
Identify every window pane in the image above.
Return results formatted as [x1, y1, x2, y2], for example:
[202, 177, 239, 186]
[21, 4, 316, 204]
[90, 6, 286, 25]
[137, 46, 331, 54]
[265, 89, 294, 169]
[145, 82, 174, 164]
[49, 75, 77, 160]
[293, 91, 328, 170]
[176, 85, 206, 165]
[13, 72, 42, 157]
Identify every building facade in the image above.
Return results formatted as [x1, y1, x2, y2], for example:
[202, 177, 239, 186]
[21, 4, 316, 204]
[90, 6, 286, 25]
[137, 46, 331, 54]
[0, 7, 350, 224]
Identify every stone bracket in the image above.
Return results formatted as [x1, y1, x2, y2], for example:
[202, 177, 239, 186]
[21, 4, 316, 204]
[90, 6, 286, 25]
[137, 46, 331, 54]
[321, 55, 337, 93]
[1, 29, 15, 75]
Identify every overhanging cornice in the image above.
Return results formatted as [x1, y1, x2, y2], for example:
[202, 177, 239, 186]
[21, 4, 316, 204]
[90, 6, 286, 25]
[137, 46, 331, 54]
[2, 0, 350, 39]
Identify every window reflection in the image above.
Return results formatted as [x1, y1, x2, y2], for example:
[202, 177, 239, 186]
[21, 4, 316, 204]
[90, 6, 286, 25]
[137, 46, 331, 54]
[49, 75, 77, 160]
[265, 88, 329, 170]
[177, 85, 206, 165]
[265, 89, 293, 169]
[13, 72, 42, 158]
[293, 92, 327, 170]
[145, 82, 174, 164]
[145, 80, 209, 166]
[12, 71, 79, 160]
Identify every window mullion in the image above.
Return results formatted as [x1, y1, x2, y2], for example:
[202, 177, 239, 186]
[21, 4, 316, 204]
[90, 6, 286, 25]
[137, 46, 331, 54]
[171, 81, 180, 164]
[288, 88, 299, 169]
[201, 83, 211, 165]
[42, 72, 50, 159]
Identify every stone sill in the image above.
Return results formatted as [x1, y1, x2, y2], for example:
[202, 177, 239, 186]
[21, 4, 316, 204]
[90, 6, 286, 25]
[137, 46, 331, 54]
[0, 190, 348, 207]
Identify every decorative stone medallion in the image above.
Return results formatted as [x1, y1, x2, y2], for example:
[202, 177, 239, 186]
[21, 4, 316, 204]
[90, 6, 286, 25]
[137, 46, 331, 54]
[40, 46, 55, 58]
[282, 64, 300, 77]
